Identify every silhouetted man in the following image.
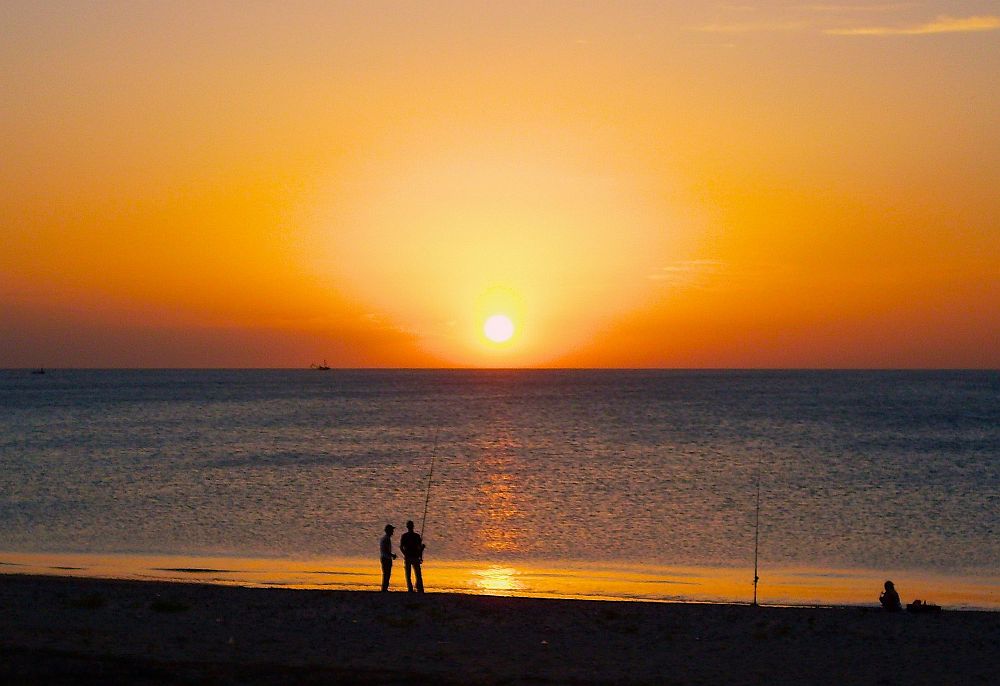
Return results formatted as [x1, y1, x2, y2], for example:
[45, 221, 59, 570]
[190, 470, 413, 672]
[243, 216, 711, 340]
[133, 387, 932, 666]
[399, 520, 425, 593]
[379, 524, 396, 592]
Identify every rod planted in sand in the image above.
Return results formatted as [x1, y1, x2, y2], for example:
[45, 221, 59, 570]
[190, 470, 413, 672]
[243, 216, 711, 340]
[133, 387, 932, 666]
[752, 457, 762, 606]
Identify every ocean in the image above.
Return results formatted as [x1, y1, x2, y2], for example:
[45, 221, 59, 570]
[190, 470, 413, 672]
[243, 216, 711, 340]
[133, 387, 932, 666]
[1, 369, 997, 607]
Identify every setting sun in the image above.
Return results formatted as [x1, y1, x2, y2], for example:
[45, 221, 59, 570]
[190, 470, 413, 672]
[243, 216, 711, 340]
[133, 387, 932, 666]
[484, 315, 515, 343]
[1, 2, 996, 369]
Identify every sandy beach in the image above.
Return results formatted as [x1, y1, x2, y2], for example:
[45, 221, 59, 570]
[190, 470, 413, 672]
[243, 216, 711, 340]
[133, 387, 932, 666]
[1, 574, 996, 685]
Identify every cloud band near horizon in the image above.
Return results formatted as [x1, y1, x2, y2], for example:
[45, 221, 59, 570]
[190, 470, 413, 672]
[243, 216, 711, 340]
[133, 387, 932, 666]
[827, 15, 1000, 35]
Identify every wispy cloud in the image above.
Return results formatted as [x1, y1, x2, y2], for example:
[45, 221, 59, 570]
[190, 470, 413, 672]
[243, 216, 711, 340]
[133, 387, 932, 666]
[690, 6, 999, 37]
[828, 14, 1000, 35]
[647, 260, 726, 284]
[800, 3, 913, 13]
[647, 260, 790, 291]
[690, 20, 809, 33]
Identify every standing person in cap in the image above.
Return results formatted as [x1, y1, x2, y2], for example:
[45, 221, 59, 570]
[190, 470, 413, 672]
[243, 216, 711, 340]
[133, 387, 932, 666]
[399, 520, 425, 593]
[379, 524, 397, 592]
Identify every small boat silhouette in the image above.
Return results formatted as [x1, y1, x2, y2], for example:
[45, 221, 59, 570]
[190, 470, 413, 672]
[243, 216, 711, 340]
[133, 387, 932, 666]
[310, 360, 331, 370]
[31, 368, 45, 375]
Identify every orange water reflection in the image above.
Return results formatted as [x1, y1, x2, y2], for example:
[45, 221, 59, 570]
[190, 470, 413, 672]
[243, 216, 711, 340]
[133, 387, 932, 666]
[474, 432, 524, 553]
[1, 552, 996, 609]
[470, 565, 525, 594]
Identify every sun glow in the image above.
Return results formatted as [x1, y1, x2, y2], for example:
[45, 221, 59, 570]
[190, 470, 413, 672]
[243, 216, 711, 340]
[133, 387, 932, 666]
[484, 314, 515, 343]
[306, 134, 680, 366]
[4, 4, 992, 369]
[470, 566, 524, 594]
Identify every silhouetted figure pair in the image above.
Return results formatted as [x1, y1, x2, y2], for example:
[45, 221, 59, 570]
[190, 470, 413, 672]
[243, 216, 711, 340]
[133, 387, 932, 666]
[378, 520, 425, 592]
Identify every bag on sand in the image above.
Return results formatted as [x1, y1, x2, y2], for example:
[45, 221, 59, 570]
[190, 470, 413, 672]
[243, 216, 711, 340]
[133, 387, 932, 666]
[906, 599, 941, 613]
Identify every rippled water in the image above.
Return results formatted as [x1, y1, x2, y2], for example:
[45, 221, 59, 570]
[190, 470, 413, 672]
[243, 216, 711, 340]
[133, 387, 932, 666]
[1, 370, 997, 598]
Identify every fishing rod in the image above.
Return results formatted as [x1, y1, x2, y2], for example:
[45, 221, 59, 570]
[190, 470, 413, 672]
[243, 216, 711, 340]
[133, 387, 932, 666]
[420, 427, 441, 538]
[752, 456, 762, 607]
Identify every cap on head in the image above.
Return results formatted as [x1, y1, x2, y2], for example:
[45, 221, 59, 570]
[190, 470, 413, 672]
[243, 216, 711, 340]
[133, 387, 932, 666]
[385, 524, 395, 533]
[406, 520, 415, 529]
[884, 580, 894, 589]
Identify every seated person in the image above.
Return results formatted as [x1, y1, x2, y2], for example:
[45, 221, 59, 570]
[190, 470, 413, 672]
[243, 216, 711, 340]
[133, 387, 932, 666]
[879, 580, 902, 611]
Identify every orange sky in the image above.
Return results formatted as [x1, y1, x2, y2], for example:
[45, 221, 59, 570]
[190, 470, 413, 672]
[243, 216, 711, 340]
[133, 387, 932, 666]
[2, 2, 997, 368]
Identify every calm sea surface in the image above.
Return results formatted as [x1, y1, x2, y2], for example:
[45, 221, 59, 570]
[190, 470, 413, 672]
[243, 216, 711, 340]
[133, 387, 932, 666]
[1, 370, 997, 605]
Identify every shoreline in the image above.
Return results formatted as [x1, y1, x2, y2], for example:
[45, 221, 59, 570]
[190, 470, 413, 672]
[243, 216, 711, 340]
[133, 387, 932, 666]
[2, 573, 998, 685]
[2, 550, 997, 611]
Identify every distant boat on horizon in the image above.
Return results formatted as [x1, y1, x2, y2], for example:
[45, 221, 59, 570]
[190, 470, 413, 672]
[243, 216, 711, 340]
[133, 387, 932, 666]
[310, 360, 331, 370]
[31, 368, 45, 375]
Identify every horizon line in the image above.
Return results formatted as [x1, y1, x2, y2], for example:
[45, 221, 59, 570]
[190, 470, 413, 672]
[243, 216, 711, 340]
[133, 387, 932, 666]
[5, 367, 998, 372]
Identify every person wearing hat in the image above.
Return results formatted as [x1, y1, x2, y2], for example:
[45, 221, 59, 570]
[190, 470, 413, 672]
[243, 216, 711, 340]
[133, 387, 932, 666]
[379, 524, 397, 592]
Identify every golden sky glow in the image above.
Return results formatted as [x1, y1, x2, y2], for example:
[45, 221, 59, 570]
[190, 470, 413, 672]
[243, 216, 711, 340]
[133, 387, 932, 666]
[2, 1, 997, 367]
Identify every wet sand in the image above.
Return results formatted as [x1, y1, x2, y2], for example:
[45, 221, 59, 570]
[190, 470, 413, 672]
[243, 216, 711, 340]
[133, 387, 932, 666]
[1, 574, 997, 685]
[5, 550, 997, 609]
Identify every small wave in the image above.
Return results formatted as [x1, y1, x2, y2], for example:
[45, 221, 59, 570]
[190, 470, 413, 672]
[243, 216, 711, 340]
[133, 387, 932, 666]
[152, 567, 236, 574]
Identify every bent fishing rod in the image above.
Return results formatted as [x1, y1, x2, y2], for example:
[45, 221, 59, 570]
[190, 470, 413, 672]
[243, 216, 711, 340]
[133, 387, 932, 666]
[420, 427, 440, 539]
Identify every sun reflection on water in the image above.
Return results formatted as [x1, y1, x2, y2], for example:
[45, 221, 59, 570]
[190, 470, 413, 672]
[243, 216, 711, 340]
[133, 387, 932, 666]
[470, 565, 525, 593]
[475, 431, 525, 553]
[478, 473, 522, 552]
[2, 551, 997, 608]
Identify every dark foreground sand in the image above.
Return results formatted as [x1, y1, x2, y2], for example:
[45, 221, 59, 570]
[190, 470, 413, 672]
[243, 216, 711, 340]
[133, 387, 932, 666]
[1, 574, 997, 685]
